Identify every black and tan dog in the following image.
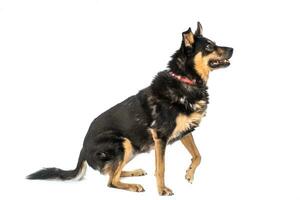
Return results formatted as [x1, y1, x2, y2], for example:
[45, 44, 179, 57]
[27, 22, 233, 196]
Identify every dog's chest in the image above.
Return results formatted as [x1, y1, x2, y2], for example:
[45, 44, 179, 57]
[168, 111, 204, 143]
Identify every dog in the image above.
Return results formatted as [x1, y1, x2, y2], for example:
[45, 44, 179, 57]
[27, 22, 233, 196]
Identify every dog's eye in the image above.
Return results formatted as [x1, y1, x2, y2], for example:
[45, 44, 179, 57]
[205, 44, 214, 52]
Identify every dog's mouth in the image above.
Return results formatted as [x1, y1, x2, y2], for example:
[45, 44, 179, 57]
[209, 59, 230, 68]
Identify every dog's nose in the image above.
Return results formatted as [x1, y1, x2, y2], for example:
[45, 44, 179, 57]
[227, 47, 233, 58]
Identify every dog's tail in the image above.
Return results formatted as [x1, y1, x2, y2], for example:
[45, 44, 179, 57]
[26, 149, 87, 181]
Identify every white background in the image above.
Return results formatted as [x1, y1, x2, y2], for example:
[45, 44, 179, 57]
[0, 0, 299, 199]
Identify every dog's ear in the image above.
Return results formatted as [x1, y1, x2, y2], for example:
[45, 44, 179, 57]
[194, 21, 203, 37]
[182, 27, 194, 47]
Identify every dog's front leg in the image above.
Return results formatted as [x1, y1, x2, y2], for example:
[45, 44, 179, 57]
[150, 129, 174, 196]
[181, 133, 201, 183]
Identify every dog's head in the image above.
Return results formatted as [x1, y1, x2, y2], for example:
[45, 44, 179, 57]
[179, 22, 233, 82]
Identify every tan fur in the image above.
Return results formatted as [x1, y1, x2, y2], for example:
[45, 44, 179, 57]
[193, 100, 207, 113]
[150, 129, 174, 196]
[120, 169, 147, 177]
[181, 134, 201, 183]
[108, 138, 144, 192]
[74, 161, 87, 180]
[168, 112, 204, 143]
[102, 163, 113, 175]
[194, 52, 210, 82]
[194, 51, 222, 82]
[183, 31, 194, 47]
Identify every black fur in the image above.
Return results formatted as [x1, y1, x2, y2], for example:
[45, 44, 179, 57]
[27, 149, 85, 180]
[27, 23, 233, 182]
[27, 167, 79, 180]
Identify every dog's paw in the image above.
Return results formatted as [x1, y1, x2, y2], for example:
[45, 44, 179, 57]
[134, 169, 147, 176]
[128, 184, 145, 192]
[158, 186, 174, 196]
[185, 167, 195, 183]
[121, 169, 147, 177]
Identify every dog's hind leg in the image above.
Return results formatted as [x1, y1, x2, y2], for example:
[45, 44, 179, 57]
[107, 138, 145, 192]
[181, 133, 201, 183]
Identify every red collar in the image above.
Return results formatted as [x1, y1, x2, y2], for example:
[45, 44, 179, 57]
[169, 71, 196, 85]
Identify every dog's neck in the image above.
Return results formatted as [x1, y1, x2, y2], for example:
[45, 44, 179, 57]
[150, 70, 209, 110]
[167, 50, 208, 85]
[168, 71, 196, 85]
